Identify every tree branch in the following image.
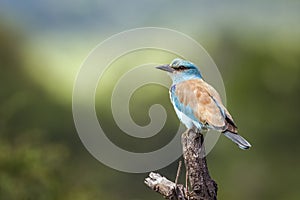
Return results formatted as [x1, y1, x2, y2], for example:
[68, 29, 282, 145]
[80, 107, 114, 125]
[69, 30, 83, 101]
[182, 129, 218, 200]
[145, 128, 218, 200]
[144, 172, 186, 200]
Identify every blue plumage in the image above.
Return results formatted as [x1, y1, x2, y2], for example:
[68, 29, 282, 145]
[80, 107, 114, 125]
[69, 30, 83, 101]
[170, 85, 204, 130]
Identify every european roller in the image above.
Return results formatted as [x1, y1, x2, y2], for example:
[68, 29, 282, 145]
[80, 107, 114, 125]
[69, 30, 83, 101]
[156, 58, 251, 149]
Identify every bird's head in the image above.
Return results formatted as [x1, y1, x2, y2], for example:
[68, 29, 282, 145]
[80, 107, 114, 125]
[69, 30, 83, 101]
[156, 58, 202, 83]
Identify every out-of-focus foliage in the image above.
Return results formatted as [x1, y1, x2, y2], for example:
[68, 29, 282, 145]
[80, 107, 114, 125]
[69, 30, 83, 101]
[0, 1, 300, 199]
[0, 25, 69, 199]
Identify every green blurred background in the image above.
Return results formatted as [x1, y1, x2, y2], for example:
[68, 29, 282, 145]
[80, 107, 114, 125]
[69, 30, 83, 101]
[1, 0, 300, 199]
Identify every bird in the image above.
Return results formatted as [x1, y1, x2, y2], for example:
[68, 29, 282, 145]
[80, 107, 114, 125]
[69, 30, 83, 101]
[156, 58, 251, 149]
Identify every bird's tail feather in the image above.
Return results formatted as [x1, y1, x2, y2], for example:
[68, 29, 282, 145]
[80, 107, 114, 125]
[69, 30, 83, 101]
[223, 131, 251, 150]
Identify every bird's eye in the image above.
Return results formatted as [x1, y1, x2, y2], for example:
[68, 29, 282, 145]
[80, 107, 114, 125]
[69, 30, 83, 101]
[177, 66, 186, 70]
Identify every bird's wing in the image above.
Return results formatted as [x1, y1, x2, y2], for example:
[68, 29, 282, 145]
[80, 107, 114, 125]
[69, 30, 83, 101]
[202, 81, 238, 133]
[173, 79, 229, 130]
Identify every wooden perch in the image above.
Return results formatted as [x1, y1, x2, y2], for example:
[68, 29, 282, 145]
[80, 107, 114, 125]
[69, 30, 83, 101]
[145, 128, 218, 200]
[144, 172, 186, 200]
[182, 129, 218, 199]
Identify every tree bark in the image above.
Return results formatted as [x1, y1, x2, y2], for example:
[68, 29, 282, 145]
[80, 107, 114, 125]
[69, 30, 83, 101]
[182, 128, 218, 200]
[144, 172, 186, 200]
[145, 128, 218, 200]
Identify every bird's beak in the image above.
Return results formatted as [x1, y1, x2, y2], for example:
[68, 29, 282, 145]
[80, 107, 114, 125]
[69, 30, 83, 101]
[155, 65, 174, 73]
